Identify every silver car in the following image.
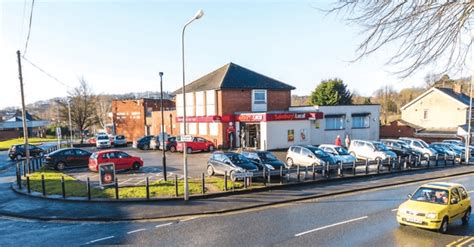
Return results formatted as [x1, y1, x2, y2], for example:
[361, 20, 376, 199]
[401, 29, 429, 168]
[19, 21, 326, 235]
[399, 137, 437, 157]
[319, 144, 356, 164]
[348, 140, 397, 161]
[285, 145, 336, 167]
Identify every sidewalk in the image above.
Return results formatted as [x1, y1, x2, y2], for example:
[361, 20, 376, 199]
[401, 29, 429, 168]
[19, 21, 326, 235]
[0, 165, 473, 221]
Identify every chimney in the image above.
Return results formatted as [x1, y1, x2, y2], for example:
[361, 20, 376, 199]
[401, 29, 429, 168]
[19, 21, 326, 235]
[453, 83, 462, 94]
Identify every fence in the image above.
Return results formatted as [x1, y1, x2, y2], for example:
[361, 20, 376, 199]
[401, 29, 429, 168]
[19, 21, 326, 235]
[14, 153, 468, 201]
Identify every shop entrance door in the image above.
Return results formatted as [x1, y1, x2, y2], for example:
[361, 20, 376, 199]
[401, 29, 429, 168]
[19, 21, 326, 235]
[243, 123, 260, 149]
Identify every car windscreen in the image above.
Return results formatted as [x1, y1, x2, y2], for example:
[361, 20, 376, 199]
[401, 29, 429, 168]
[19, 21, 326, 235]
[116, 135, 125, 140]
[411, 187, 449, 205]
[97, 136, 108, 140]
[257, 152, 278, 161]
[419, 140, 430, 148]
[308, 148, 329, 157]
[373, 143, 388, 151]
[334, 147, 350, 155]
[226, 153, 251, 164]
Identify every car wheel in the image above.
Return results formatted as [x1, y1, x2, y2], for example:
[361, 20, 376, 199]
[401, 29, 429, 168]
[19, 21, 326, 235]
[207, 165, 215, 176]
[170, 146, 176, 152]
[462, 208, 471, 225]
[286, 158, 294, 168]
[229, 171, 237, 182]
[56, 162, 66, 171]
[208, 145, 215, 152]
[15, 154, 22, 160]
[438, 217, 448, 234]
[186, 147, 193, 154]
[132, 162, 141, 170]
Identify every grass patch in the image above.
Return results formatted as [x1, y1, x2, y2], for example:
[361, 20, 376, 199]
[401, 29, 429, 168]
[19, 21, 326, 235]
[22, 169, 264, 199]
[0, 137, 57, 149]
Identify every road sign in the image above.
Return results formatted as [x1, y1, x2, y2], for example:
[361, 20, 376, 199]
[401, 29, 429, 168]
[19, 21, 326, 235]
[180, 135, 193, 142]
[233, 172, 253, 178]
[99, 163, 116, 186]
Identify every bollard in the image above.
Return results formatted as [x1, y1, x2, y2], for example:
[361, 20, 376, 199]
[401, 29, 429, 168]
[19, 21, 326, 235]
[61, 176, 66, 199]
[201, 173, 205, 194]
[312, 164, 316, 180]
[16, 163, 21, 190]
[388, 158, 392, 172]
[398, 156, 402, 170]
[262, 167, 266, 186]
[31, 159, 35, 172]
[244, 177, 248, 189]
[352, 160, 356, 176]
[87, 177, 91, 200]
[267, 168, 271, 184]
[115, 178, 119, 200]
[305, 166, 308, 178]
[41, 174, 46, 196]
[23, 161, 27, 178]
[322, 164, 326, 177]
[249, 176, 253, 188]
[175, 175, 179, 197]
[427, 156, 430, 168]
[444, 154, 447, 167]
[365, 160, 369, 175]
[297, 165, 300, 182]
[338, 162, 343, 177]
[287, 166, 291, 183]
[435, 154, 439, 166]
[280, 166, 283, 185]
[27, 160, 31, 174]
[26, 176, 31, 194]
[377, 159, 381, 174]
[418, 155, 422, 167]
[146, 177, 150, 200]
[224, 171, 228, 191]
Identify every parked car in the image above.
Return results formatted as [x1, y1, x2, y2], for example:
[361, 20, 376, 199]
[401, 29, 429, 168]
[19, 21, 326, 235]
[133, 135, 154, 150]
[396, 182, 471, 233]
[150, 136, 160, 150]
[162, 136, 177, 152]
[88, 150, 143, 172]
[44, 148, 92, 171]
[399, 137, 437, 157]
[96, 135, 112, 149]
[113, 135, 127, 147]
[177, 136, 215, 153]
[381, 139, 420, 158]
[442, 139, 474, 155]
[286, 144, 336, 167]
[348, 140, 397, 161]
[431, 142, 464, 158]
[206, 151, 259, 181]
[319, 144, 356, 164]
[241, 150, 286, 170]
[87, 137, 96, 144]
[8, 144, 45, 160]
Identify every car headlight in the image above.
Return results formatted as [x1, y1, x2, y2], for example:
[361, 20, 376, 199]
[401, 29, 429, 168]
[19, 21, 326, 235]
[426, 212, 438, 219]
[265, 164, 275, 170]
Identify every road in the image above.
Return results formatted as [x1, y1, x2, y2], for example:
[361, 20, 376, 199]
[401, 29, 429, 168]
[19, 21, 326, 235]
[0, 169, 472, 246]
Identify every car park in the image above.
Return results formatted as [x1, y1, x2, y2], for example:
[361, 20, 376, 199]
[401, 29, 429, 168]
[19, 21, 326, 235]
[133, 135, 154, 150]
[206, 151, 259, 181]
[381, 139, 420, 158]
[113, 135, 127, 147]
[286, 144, 336, 167]
[399, 137, 437, 157]
[241, 150, 286, 170]
[319, 144, 356, 164]
[177, 136, 215, 153]
[88, 150, 143, 172]
[397, 182, 471, 233]
[96, 135, 112, 149]
[348, 140, 397, 161]
[8, 144, 45, 160]
[44, 148, 92, 171]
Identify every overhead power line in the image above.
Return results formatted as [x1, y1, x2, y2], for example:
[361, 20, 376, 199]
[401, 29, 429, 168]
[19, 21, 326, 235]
[21, 56, 73, 89]
[23, 0, 35, 56]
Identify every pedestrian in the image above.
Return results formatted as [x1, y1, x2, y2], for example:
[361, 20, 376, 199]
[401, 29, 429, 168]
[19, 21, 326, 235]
[335, 135, 342, 146]
[345, 134, 350, 148]
[226, 122, 236, 150]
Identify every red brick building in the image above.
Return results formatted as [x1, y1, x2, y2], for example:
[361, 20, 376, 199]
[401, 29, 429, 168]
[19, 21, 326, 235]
[380, 120, 423, 139]
[112, 99, 175, 142]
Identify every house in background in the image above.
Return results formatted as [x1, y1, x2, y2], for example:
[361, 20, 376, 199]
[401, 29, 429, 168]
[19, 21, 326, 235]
[0, 110, 49, 141]
[399, 85, 473, 142]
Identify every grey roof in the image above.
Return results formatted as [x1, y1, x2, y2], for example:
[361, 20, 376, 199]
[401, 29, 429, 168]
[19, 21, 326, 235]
[436, 87, 471, 106]
[173, 63, 295, 94]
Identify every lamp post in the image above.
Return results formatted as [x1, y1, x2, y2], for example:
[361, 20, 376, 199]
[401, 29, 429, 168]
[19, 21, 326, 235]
[67, 99, 73, 148]
[182, 9, 204, 201]
[466, 75, 473, 163]
[159, 72, 167, 181]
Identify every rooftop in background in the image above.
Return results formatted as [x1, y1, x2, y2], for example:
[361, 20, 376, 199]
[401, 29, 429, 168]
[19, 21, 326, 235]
[173, 62, 295, 94]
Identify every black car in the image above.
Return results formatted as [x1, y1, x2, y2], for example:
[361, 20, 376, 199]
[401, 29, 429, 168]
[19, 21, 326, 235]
[8, 144, 45, 160]
[381, 139, 420, 158]
[207, 151, 259, 181]
[241, 150, 286, 170]
[134, 135, 154, 150]
[44, 148, 92, 171]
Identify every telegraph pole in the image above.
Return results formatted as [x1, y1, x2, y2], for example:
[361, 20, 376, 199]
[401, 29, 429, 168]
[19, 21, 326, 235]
[17, 50, 30, 167]
[159, 72, 167, 181]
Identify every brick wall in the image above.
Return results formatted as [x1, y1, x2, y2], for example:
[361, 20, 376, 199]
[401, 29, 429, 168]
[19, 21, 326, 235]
[380, 120, 416, 139]
[219, 89, 291, 115]
[0, 130, 21, 141]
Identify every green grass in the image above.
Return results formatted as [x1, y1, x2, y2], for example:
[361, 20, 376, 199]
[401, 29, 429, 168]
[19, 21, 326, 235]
[22, 169, 262, 199]
[0, 137, 57, 149]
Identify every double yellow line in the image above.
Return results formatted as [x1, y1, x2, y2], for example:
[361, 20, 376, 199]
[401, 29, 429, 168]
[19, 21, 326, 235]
[446, 236, 474, 247]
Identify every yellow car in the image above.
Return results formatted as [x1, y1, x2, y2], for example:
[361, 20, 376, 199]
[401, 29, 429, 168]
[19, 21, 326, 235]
[397, 182, 471, 233]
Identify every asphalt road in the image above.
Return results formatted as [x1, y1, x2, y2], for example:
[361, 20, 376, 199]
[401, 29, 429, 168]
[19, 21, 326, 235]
[1, 170, 473, 246]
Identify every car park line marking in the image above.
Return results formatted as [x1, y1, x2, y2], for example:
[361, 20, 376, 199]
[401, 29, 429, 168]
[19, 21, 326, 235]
[85, 236, 114, 244]
[447, 236, 474, 247]
[127, 228, 147, 234]
[134, 179, 146, 186]
[391, 208, 398, 212]
[155, 222, 173, 228]
[118, 178, 132, 185]
[294, 216, 368, 237]
[445, 236, 468, 247]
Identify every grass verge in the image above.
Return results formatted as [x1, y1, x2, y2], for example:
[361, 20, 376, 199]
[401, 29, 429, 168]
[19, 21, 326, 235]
[0, 137, 57, 149]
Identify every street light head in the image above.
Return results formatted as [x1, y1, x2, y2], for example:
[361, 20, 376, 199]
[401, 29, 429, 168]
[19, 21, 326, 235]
[159, 72, 164, 77]
[194, 9, 204, 20]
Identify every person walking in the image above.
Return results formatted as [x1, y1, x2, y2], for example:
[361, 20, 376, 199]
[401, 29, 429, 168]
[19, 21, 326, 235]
[335, 135, 342, 146]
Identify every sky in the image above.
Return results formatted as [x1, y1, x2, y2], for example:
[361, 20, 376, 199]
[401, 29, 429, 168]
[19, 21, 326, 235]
[0, 0, 458, 109]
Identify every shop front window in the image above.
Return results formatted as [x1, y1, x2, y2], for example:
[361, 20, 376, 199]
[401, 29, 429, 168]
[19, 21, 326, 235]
[352, 114, 370, 128]
[325, 115, 345, 130]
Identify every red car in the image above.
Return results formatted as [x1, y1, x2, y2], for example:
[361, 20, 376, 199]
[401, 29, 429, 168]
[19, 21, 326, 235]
[88, 150, 143, 172]
[177, 137, 215, 153]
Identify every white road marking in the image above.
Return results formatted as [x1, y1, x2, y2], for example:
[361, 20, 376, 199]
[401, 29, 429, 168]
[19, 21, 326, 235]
[134, 179, 146, 186]
[118, 178, 132, 185]
[294, 216, 368, 237]
[127, 228, 147, 234]
[391, 208, 398, 212]
[155, 222, 174, 228]
[85, 236, 114, 244]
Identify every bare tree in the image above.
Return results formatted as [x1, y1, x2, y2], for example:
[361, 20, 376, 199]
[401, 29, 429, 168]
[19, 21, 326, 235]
[95, 95, 112, 130]
[329, 1, 474, 77]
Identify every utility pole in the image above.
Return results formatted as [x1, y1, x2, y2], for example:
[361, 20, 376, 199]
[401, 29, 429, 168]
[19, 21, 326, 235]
[17, 50, 30, 167]
[466, 76, 473, 163]
[68, 99, 73, 147]
[159, 72, 167, 181]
